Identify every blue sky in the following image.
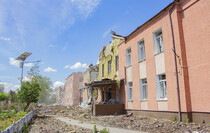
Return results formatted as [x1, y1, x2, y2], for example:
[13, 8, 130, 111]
[0, 0, 173, 92]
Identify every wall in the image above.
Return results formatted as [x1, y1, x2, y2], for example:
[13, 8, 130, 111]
[179, 0, 210, 113]
[118, 0, 210, 121]
[98, 38, 123, 81]
[64, 72, 83, 106]
[93, 104, 125, 116]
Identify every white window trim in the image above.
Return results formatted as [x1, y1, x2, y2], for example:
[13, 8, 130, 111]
[159, 79, 167, 100]
[153, 28, 164, 55]
[156, 74, 167, 100]
[127, 82, 133, 101]
[126, 47, 132, 67]
[140, 79, 147, 101]
[138, 40, 146, 62]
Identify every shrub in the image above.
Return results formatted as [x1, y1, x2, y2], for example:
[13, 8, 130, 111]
[0, 111, 27, 131]
[100, 128, 109, 133]
[0, 93, 10, 102]
[173, 115, 177, 121]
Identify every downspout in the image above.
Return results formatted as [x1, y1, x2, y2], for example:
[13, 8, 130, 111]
[168, 1, 182, 122]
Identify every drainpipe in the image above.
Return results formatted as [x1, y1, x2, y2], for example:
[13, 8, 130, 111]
[168, 1, 182, 122]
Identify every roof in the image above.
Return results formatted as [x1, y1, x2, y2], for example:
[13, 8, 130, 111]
[85, 79, 117, 88]
[119, 1, 178, 44]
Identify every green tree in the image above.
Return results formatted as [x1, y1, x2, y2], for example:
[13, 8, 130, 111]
[0, 84, 4, 93]
[9, 90, 16, 102]
[26, 64, 55, 105]
[0, 93, 10, 101]
[17, 81, 41, 111]
[38, 76, 53, 104]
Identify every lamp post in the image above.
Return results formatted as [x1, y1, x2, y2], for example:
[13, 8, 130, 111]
[16, 52, 40, 112]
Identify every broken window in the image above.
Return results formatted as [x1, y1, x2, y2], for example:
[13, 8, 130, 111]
[108, 60, 112, 74]
[153, 29, 164, 54]
[116, 55, 119, 71]
[102, 64, 104, 77]
[156, 74, 167, 100]
[138, 40, 146, 61]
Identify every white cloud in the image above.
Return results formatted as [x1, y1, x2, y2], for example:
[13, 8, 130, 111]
[53, 81, 64, 89]
[24, 63, 33, 67]
[0, 36, 10, 41]
[0, 82, 20, 93]
[71, 0, 101, 18]
[44, 67, 57, 72]
[9, 58, 20, 67]
[64, 62, 88, 70]
[9, 58, 34, 67]
[22, 76, 33, 82]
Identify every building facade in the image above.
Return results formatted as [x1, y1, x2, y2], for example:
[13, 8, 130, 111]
[97, 34, 125, 103]
[118, 0, 210, 122]
[81, 64, 99, 102]
[56, 85, 65, 105]
[64, 72, 83, 106]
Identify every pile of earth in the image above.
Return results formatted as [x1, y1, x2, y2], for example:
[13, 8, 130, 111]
[29, 114, 92, 133]
[36, 105, 210, 133]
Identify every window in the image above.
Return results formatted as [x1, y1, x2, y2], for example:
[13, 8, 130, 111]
[116, 55, 119, 71]
[126, 48, 132, 66]
[154, 29, 164, 54]
[156, 74, 167, 100]
[102, 64, 104, 77]
[108, 60, 112, 74]
[127, 82, 133, 101]
[79, 77, 83, 82]
[140, 79, 147, 100]
[138, 40, 145, 61]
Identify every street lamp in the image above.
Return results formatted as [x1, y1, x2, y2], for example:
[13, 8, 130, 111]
[16, 52, 40, 111]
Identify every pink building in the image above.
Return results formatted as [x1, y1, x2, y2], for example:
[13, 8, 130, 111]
[64, 72, 83, 106]
[56, 85, 65, 105]
[118, 0, 210, 122]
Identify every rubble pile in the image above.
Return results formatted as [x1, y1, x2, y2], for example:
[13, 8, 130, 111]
[36, 105, 210, 133]
[29, 114, 92, 133]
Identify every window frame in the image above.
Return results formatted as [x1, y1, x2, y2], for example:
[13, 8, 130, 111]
[153, 29, 164, 55]
[138, 39, 146, 62]
[116, 55, 119, 71]
[156, 74, 167, 100]
[126, 47, 132, 67]
[108, 60, 112, 75]
[127, 82, 133, 101]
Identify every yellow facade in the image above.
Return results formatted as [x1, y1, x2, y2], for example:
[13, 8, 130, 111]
[98, 37, 123, 82]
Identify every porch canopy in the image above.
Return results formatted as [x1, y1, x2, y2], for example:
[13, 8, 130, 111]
[85, 79, 117, 88]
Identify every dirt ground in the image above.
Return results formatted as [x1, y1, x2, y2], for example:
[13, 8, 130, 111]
[29, 114, 92, 133]
[34, 105, 210, 133]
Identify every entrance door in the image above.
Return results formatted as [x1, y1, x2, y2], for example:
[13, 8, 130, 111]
[116, 88, 119, 103]
[106, 88, 112, 102]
